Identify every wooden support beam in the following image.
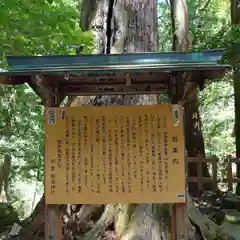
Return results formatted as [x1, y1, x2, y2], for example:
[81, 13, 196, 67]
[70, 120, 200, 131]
[187, 156, 217, 162]
[45, 206, 62, 240]
[30, 76, 65, 105]
[228, 157, 233, 191]
[197, 161, 203, 191]
[212, 157, 217, 191]
[171, 203, 188, 240]
[64, 83, 168, 96]
[44, 82, 63, 240]
[171, 110, 188, 240]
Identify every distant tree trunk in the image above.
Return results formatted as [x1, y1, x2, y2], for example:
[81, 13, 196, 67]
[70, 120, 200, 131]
[230, 0, 240, 195]
[170, 0, 209, 193]
[76, 0, 171, 239]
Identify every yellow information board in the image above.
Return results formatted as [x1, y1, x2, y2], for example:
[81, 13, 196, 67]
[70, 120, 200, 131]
[45, 104, 186, 204]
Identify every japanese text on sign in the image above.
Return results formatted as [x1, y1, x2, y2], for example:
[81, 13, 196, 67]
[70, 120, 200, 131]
[45, 104, 185, 204]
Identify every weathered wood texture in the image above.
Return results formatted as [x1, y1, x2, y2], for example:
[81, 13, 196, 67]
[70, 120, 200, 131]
[44, 88, 62, 240]
[187, 157, 240, 192]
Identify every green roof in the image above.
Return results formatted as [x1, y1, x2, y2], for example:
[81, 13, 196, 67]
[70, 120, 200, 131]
[2, 49, 229, 73]
[0, 49, 231, 97]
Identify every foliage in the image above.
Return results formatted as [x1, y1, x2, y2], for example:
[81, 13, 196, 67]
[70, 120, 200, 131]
[157, 1, 171, 51]
[199, 81, 235, 158]
[0, 0, 93, 67]
[187, 0, 236, 160]
[0, 0, 93, 217]
[0, 84, 44, 183]
[157, 0, 236, 162]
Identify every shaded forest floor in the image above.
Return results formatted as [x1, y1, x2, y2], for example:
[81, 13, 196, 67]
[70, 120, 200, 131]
[1, 190, 240, 239]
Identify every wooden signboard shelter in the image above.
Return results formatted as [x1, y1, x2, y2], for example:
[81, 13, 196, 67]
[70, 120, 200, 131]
[0, 49, 230, 240]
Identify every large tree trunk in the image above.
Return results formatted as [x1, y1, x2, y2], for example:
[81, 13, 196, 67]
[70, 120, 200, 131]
[77, 0, 168, 239]
[170, 0, 209, 193]
[230, 0, 240, 195]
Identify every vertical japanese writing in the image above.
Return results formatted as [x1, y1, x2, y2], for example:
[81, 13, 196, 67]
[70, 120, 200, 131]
[71, 117, 76, 192]
[65, 116, 69, 194]
[156, 115, 163, 192]
[114, 116, 119, 194]
[144, 113, 150, 190]
[108, 118, 113, 192]
[102, 116, 107, 185]
[45, 105, 187, 204]
[150, 114, 157, 192]
[138, 115, 144, 192]
[132, 116, 137, 180]
[120, 116, 125, 193]
[172, 136, 179, 165]
[57, 140, 62, 168]
[96, 118, 101, 193]
[164, 131, 169, 192]
[50, 159, 56, 195]
[90, 117, 94, 193]
[77, 119, 81, 193]
[83, 116, 88, 189]
[126, 116, 131, 193]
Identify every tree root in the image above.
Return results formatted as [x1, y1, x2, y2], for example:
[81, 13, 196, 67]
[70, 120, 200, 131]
[187, 194, 235, 240]
[119, 204, 165, 240]
[81, 204, 116, 240]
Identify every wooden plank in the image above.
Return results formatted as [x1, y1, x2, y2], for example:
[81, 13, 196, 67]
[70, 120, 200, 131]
[58, 213, 63, 239]
[171, 149, 188, 239]
[187, 177, 213, 183]
[187, 156, 217, 162]
[171, 203, 187, 240]
[64, 83, 168, 96]
[171, 205, 177, 240]
[197, 161, 203, 191]
[45, 205, 61, 240]
[212, 158, 217, 191]
[222, 178, 240, 183]
[228, 158, 233, 191]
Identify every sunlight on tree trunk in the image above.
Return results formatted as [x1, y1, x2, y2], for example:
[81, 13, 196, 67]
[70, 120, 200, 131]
[170, 0, 209, 193]
[230, 0, 240, 195]
[75, 0, 170, 239]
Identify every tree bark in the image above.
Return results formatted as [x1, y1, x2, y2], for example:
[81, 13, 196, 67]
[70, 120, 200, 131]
[230, 0, 240, 195]
[170, 0, 209, 193]
[77, 1, 169, 238]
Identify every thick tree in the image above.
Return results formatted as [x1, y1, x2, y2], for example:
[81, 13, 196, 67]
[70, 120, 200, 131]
[170, 0, 210, 193]
[231, 0, 240, 195]
[75, 0, 169, 239]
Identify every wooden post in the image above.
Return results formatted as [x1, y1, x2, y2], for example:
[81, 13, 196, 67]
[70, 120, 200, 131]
[171, 113, 188, 240]
[44, 80, 64, 240]
[171, 205, 177, 240]
[45, 206, 62, 240]
[197, 159, 203, 191]
[171, 203, 187, 240]
[212, 157, 217, 191]
[228, 157, 233, 191]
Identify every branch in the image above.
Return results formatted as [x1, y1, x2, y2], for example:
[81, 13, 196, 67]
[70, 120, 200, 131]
[199, 0, 211, 12]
